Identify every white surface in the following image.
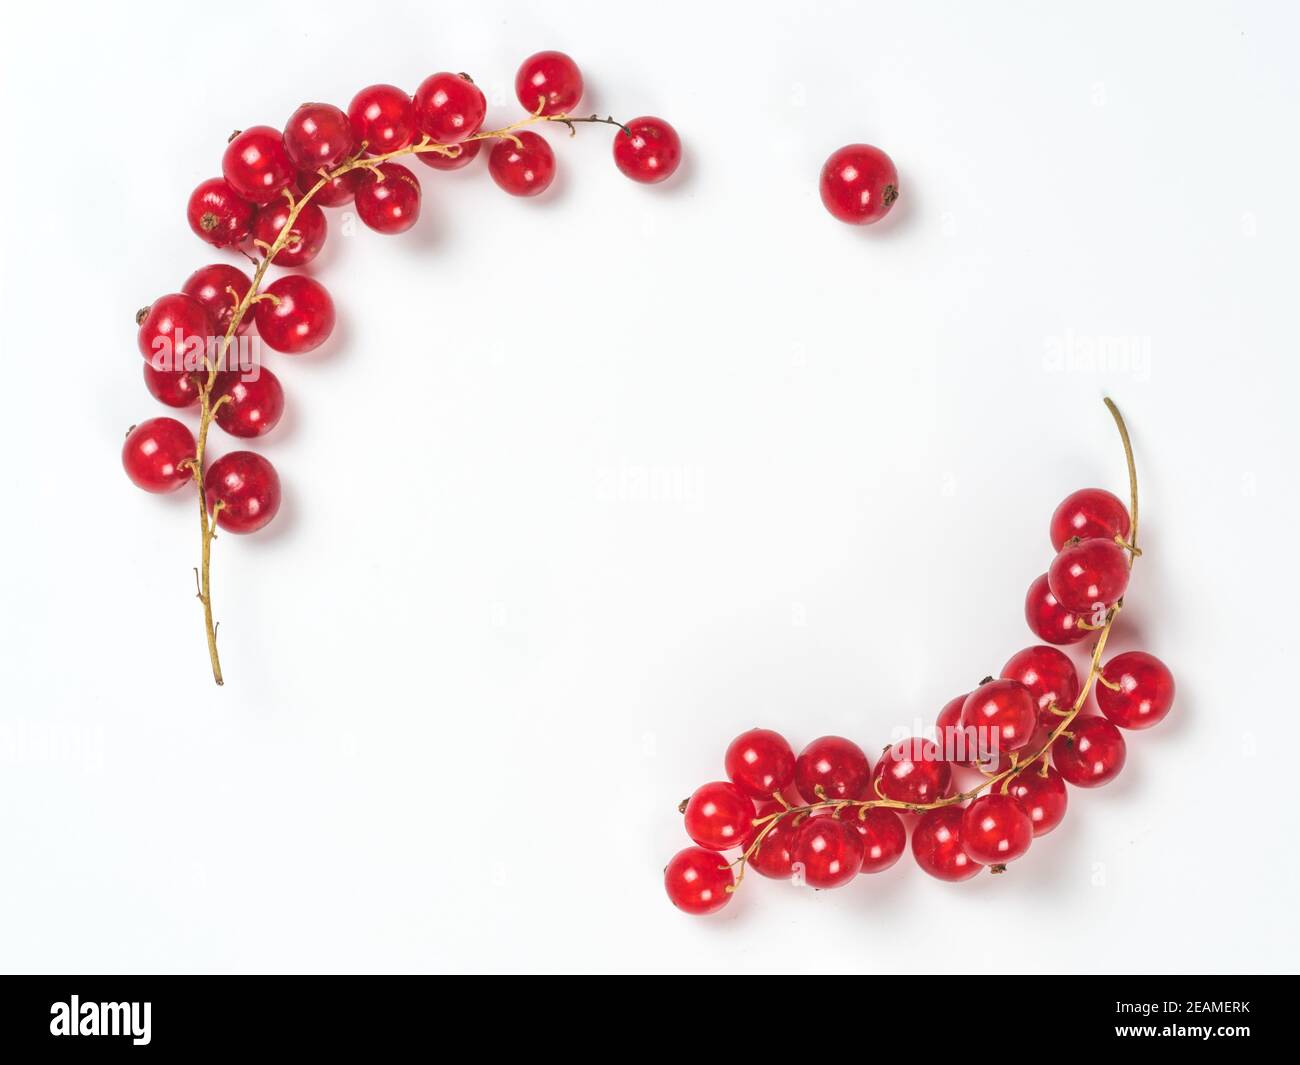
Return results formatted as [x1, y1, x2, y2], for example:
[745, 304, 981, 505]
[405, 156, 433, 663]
[1, 0, 1297, 974]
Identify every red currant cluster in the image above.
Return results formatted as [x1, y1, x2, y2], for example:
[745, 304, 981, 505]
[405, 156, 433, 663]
[665, 400, 1176, 915]
[122, 51, 681, 684]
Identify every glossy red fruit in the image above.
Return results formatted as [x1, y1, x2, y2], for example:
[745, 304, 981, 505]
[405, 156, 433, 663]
[1050, 488, 1131, 551]
[348, 84, 416, 155]
[297, 167, 365, 206]
[413, 72, 486, 144]
[222, 126, 295, 204]
[187, 177, 255, 248]
[514, 50, 583, 115]
[912, 806, 981, 882]
[354, 162, 421, 233]
[1004, 766, 1068, 836]
[181, 264, 253, 338]
[1049, 538, 1130, 613]
[725, 729, 796, 801]
[833, 807, 907, 874]
[936, 692, 976, 766]
[205, 451, 281, 533]
[1025, 572, 1090, 645]
[664, 846, 734, 915]
[254, 276, 335, 354]
[1096, 651, 1175, 730]
[250, 200, 328, 266]
[142, 363, 200, 408]
[795, 736, 871, 804]
[122, 418, 196, 493]
[872, 738, 951, 806]
[742, 802, 798, 879]
[1001, 646, 1080, 728]
[488, 131, 556, 197]
[212, 368, 284, 438]
[1052, 716, 1126, 787]
[961, 794, 1033, 866]
[962, 679, 1037, 757]
[137, 294, 214, 369]
[683, 781, 755, 852]
[792, 817, 863, 888]
[612, 116, 681, 184]
[415, 138, 481, 171]
[819, 144, 899, 225]
[282, 102, 355, 170]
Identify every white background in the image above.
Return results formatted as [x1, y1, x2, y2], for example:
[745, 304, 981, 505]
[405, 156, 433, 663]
[2, 0, 1296, 974]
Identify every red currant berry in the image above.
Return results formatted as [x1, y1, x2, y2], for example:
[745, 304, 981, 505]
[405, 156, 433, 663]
[137, 294, 214, 368]
[282, 102, 356, 170]
[961, 794, 1033, 866]
[664, 846, 734, 916]
[222, 126, 295, 204]
[514, 50, 583, 116]
[612, 117, 681, 184]
[744, 803, 800, 880]
[833, 807, 907, 874]
[1048, 538, 1130, 614]
[792, 816, 863, 889]
[122, 417, 196, 493]
[181, 264, 252, 338]
[251, 199, 328, 266]
[187, 177, 255, 248]
[415, 138, 482, 171]
[819, 144, 899, 225]
[1000, 646, 1080, 728]
[143, 363, 200, 408]
[683, 781, 755, 851]
[936, 692, 976, 766]
[1050, 488, 1131, 551]
[795, 735, 871, 804]
[212, 368, 284, 438]
[297, 167, 365, 207]
[348, 84, 416, 156]
[488, 131, 556, 197]
[254, 276, 335, 354]
[205, 450, 281, 533]
[1004, 766, 1068, 836]
[1024, 572, 1090, 645]
[1052, 715, 1126, 787]
[962, 679, 1038, 759]
[413, 72, 486, 144]
[725, 729, 796, 800]
[912, 806, 981, 882]
[872, 738, 952, 806]
[354, 162, 422, 234]
[1096, 651, 1175, 730]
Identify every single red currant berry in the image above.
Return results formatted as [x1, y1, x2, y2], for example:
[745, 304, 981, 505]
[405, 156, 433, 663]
[912, 806, 982, 882]
[514, 50, 583, 115]
[354, 162, 422, 234]
[348, 84, 416, 155]
[137, 294, 214, 368]
[794, 735, 872, 804]
[792, 816, 863, 889]
[205, 450, 281, 533]
[222, 125, 295, 204]
[282, 102, 356, 170]
[725, 729, 797, 800]
[819, 143, 899, 225]
[962, 679, 1038, 758]
[415, 138, 482, 171]
[212, 368, 284, 438]
[413, 71, 486, 144]
[872, 737, 952, 805]
[1024, 572, 1090, 645]
[187, 177, 255, 248]
[683, 781, 755, 851]
[254, 276, 335, 354]
[1004, 766, 1068, 836]
[1000, 646, 1080, 728]
[1096, 651, 1175, 730]
[251, 200, 328, 266]
[744, 803, 800, 880]
[834, 807, 907, 874]
[936, 692, 976, 766]
[664, 846, 734, 916]
[1050, 488, 1131, 552]
[181, 264, 253, 338]
[488, 131, 556, 197]
[612, 117, 682, 184]
[297, 167, 365, 206]
[961, 794, 1033, 866]
[1048, 538, 1130, 614]
[142, 363, 200, 408]
[122, 417, 196, 493]
[1052, 716, 1127, 787]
